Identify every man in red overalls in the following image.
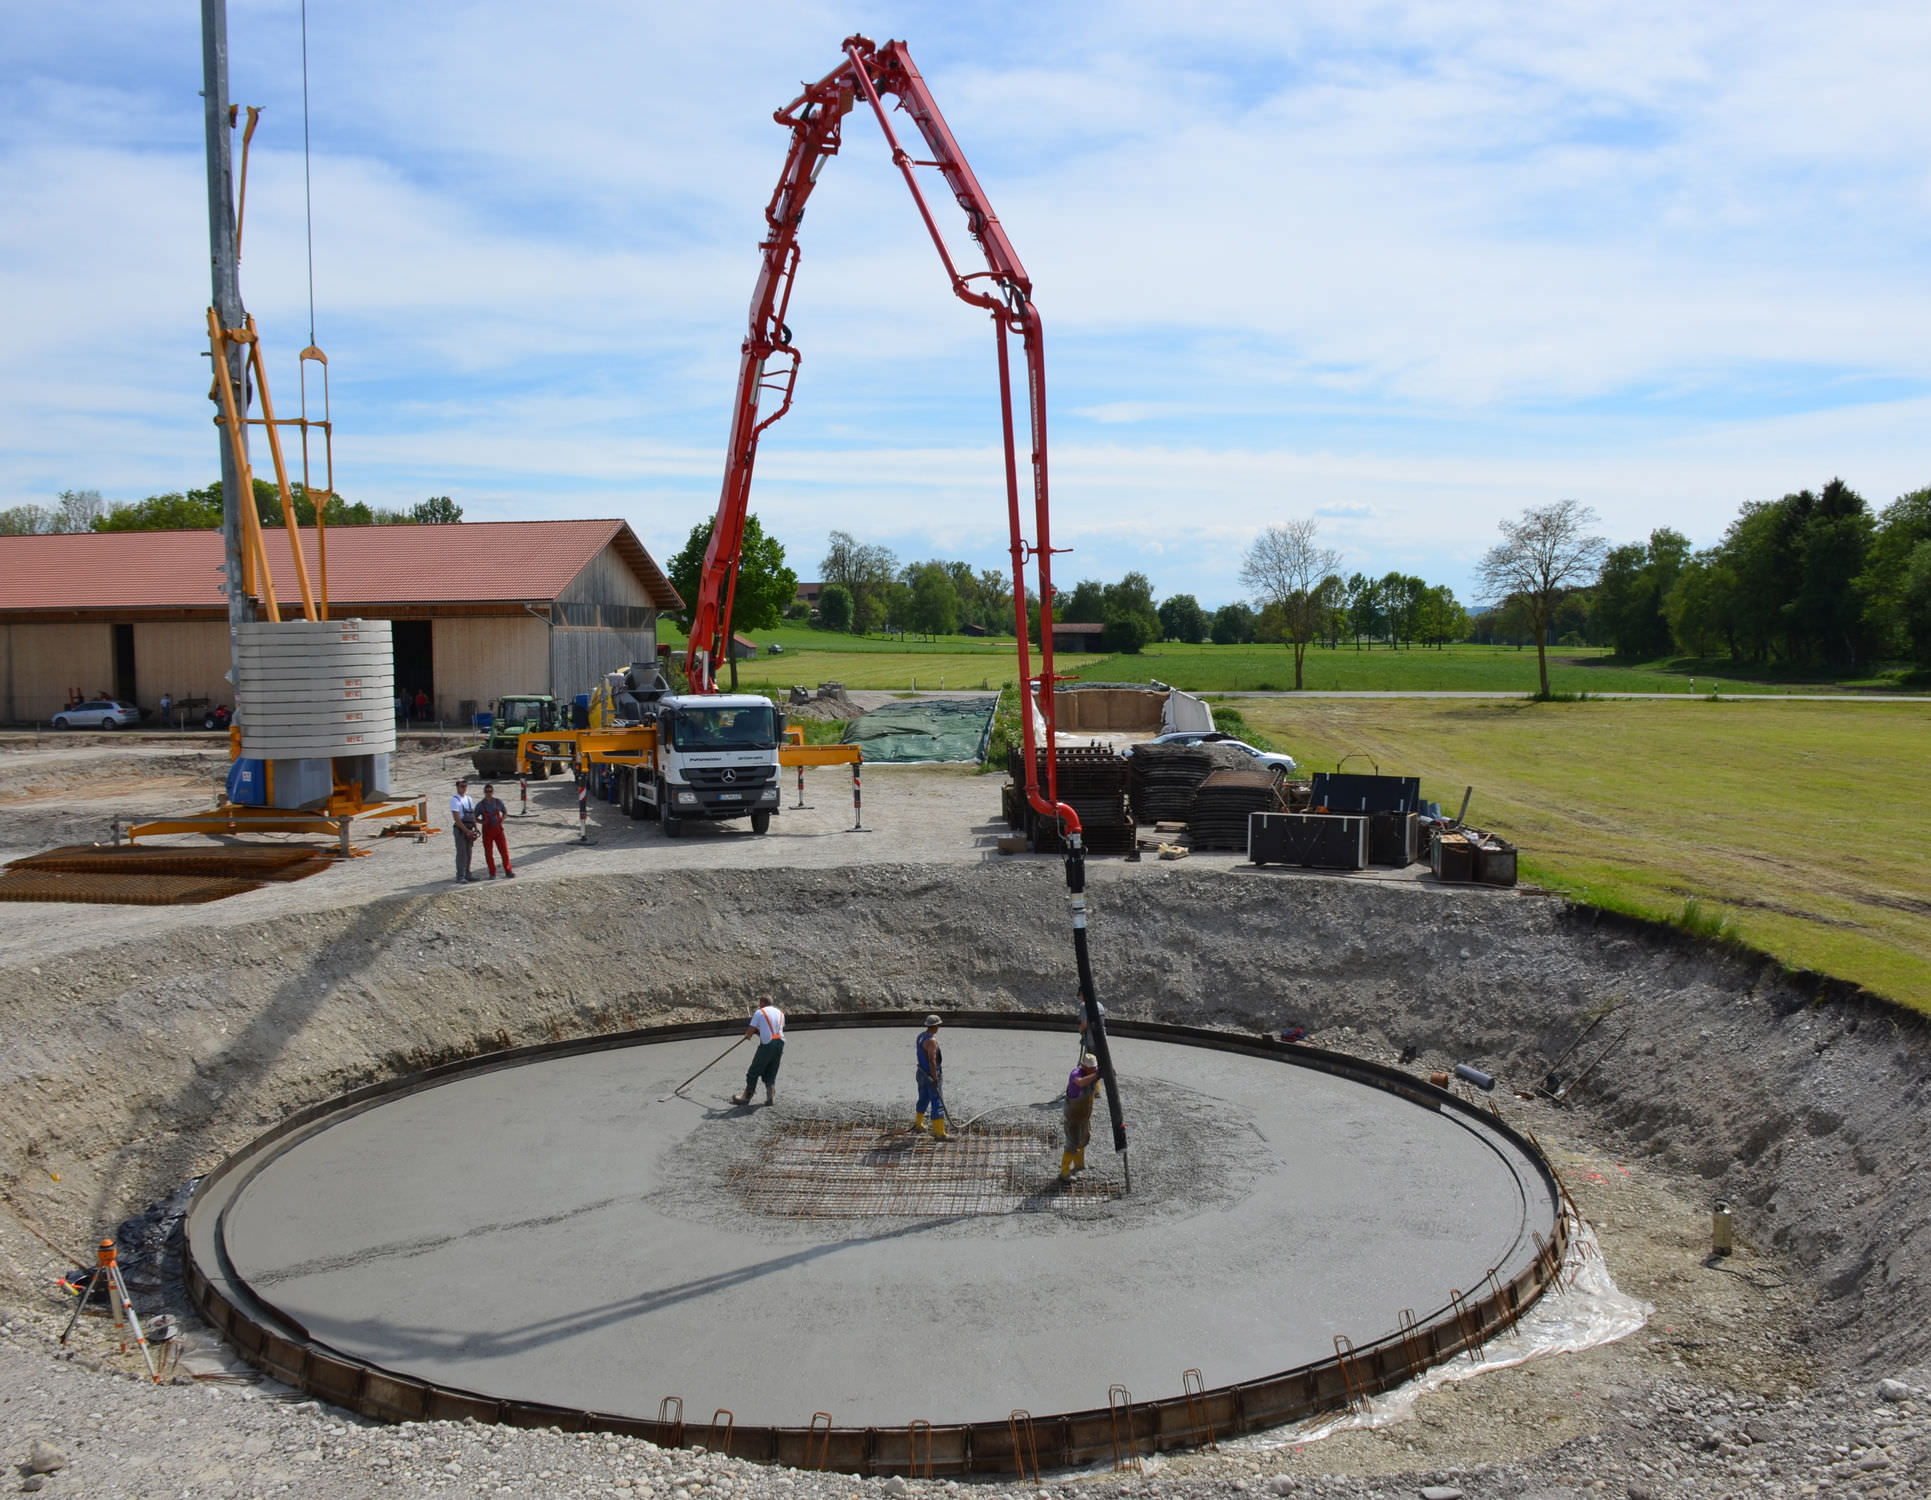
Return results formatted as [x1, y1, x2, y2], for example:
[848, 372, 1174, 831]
[477, 782, 515, 878]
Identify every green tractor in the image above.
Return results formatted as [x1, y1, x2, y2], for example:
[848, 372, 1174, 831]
[469, 695, 559, 780]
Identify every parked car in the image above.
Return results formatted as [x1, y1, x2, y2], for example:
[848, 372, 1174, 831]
[1137, 730, 1297, 776]
[52, 699, 144, 730]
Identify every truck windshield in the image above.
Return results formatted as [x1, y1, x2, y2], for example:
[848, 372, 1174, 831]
[670, 705, 777, 750]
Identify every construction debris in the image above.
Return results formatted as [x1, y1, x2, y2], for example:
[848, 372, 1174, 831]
[786, 684, 864, 721]
[1430, 825, 1519, 887]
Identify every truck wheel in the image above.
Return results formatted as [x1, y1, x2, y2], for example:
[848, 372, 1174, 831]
[751, 809, 772, 835]
[625, 770, 646, 819]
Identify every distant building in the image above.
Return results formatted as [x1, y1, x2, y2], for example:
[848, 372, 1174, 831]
[0, 519, 681, 724]
[1049, 621, 1106, 654]
[730, 632, 759, 660]
[959, 622, 988, 637]
[794, 582, 823, 607]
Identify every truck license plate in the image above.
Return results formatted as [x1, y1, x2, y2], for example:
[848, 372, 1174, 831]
[718, 792, 742, 801]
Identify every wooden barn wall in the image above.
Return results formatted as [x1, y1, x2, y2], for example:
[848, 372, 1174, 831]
[432, 617, 550, 721]
[2, 623, 113, 722]
[135, 623, 232, 720]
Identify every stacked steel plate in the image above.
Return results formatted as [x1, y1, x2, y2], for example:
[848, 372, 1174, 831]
[1127, 745, 1216, 823]
[1187, 768, 1289, 850]
[1008, 745, 1136, 855]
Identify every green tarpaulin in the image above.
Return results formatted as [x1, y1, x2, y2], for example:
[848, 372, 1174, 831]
[841, 697, 998, 764]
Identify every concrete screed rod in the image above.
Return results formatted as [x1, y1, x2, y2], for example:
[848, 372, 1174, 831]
[1066, 843, 1130, 1191]
[664, 1036, 746, 1102]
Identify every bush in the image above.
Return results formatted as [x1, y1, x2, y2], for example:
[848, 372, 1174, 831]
[1100, 612, 1153, 654]
[979, 683, 1021, 773]
[817, 583, 853, 632]
[1211, 603, 1256, 644]
[785, 601, 811, 621]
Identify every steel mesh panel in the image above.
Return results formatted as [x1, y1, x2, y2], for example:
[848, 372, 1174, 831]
[731, 1121, 1122, 1217]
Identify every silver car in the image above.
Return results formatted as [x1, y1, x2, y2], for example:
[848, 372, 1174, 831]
[52, 699, 143, 730]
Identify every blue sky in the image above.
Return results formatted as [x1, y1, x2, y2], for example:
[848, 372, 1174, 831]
[5, 2, 1930, 609]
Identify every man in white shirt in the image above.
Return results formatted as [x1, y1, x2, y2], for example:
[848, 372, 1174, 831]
[731, 1000, 785, 1107]
[450, 778, 479, 883]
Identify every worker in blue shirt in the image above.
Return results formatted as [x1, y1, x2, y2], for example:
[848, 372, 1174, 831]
[912, 1014, 947, 1140]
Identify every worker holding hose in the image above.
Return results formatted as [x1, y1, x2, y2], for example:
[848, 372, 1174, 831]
[912, 1014, 947, 1140]
[731, 1000, 785, 1107]
[1060, 1052, 1101, 1181]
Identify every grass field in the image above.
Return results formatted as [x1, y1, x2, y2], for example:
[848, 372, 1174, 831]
[660, 623, 1104, 692]
[1236, 697, 1931, 1013]
[1094, 641, 1907, 694]
[667, 625, 1912, 695]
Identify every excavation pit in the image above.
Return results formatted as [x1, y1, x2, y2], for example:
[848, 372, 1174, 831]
[185, 1015, 1569, 1474]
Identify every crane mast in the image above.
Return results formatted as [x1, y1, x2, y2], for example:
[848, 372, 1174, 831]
[686, 36, 1128, 1171]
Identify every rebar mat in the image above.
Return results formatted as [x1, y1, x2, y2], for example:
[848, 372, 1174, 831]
[731, 1120, 1123, 1217]
[0, 870, 264, 905]
[9, 845, 333, 879]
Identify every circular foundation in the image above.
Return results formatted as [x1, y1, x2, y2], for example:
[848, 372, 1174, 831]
[186, 1015, 1568, 1473]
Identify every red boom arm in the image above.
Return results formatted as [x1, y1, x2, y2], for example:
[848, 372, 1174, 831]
[686, 34, 1078, 841]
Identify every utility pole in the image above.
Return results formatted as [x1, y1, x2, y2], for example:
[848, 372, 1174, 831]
[201, 0, 254, 689]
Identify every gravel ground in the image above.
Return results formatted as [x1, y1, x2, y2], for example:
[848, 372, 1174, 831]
[4, 742, 1931, 1498]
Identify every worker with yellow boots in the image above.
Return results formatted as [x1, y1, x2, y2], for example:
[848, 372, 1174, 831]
[911, 1014, 948, 1140]
[1061, 1052, 1102, 1181]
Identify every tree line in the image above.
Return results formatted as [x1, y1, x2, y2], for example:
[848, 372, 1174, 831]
[0, 484, 463, 535]
[1591, 480, 1930, 672]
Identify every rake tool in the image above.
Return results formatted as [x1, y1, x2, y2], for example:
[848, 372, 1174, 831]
[661, 1036, 745, 1102]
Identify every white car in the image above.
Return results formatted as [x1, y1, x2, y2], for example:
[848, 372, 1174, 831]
[52, 699, 144, 730]
[1139, 730, 1298, 776]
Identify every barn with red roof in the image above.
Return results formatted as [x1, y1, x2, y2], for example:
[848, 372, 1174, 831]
[0, 519, 682, 724]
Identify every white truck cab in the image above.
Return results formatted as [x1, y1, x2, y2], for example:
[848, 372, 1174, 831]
[646, 693, 783, 836]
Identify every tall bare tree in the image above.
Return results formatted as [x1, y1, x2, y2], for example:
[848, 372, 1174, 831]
[1476, 499, 1607, 697]
[1240, 519, 1342, 690]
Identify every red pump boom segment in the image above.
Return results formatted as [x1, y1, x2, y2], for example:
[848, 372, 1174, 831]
[686, 36, 1128, 1171]
[686, 34, 1077, 841]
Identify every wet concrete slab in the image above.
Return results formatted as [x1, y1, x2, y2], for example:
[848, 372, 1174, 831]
[194, 1024, 1558, 1428]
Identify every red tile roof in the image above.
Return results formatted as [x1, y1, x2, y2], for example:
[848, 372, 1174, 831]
[0, 519, 681, 614]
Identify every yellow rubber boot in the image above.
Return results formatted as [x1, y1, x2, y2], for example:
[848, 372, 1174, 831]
[911, 1113, 927, 1133]
[1073, 1148, 1086, 1173]
[932, 1116, 949, 1141]
[1058, 1151, 1074, 1182]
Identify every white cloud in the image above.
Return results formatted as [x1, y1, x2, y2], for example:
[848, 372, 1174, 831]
[3, 1, 1930, 609]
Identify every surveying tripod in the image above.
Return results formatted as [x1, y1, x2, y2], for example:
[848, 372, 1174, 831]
[61, 1239, 160, 1381]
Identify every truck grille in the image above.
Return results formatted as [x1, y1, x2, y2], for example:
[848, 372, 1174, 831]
[682, 765, 776, 787]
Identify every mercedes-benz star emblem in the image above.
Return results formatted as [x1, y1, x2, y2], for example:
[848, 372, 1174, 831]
[721, 768, 737, 783]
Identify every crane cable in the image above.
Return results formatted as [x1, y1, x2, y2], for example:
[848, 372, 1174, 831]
[300, 0, 316, 346]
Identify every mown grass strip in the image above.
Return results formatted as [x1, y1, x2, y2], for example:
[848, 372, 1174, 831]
[1236, 697, 1931, 1014]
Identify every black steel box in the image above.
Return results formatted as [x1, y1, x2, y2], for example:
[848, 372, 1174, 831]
[1367, 810, 1420, 867]
[1249, 812, 1369, 870]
